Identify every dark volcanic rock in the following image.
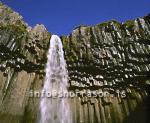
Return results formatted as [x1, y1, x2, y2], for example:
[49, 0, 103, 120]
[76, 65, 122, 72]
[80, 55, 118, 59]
[61, 17, 150, 123]
[0, 3, 50, 123]
[0, 2, 150, 123]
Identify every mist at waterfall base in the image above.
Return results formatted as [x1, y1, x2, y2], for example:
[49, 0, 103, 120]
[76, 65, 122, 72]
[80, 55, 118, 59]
[39, 35, 72, 123]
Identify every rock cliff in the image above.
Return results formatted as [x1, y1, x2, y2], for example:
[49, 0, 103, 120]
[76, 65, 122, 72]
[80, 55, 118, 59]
[0, 2, 150, 123]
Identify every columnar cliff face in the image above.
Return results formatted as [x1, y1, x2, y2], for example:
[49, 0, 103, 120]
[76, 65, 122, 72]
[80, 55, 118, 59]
[62, 17, 150, 123]
[0, 3, 51, 123]
[0, 3, 150, 123]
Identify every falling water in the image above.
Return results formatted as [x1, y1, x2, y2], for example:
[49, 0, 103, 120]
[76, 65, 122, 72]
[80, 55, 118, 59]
[39, 35, 72, 123]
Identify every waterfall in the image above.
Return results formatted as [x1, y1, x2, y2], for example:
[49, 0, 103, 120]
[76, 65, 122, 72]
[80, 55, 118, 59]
[39, 35, 72, 123]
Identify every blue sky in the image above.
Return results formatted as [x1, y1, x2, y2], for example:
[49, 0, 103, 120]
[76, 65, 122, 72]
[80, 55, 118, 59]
[1, 0, 150, 35]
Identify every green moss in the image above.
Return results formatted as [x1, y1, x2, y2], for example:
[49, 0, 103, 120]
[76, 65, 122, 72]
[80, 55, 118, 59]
[0, 24, 27, 34]
[111, 20, 122, 28]
[0, 114, 23, 123]
[0, 2, 13, 13]
[123, 20, 134, 29]
[97, 22, 109, 28]
[0, 24, 28, 51]
[61, 35, 70, 51]
[96, 20, 121, 30]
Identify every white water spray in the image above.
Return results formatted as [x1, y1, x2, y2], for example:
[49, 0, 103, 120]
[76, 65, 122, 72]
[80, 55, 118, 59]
[39, 35, 72, 123]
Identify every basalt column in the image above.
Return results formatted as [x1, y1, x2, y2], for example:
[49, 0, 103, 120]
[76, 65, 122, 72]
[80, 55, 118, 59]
[0, 2, 150, 123]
